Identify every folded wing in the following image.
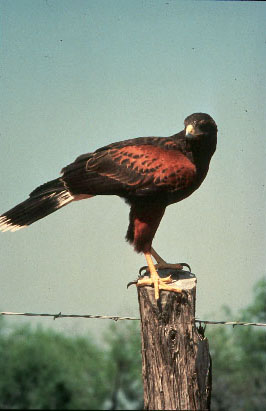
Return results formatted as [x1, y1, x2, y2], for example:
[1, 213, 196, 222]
[62, 141, 196, 198]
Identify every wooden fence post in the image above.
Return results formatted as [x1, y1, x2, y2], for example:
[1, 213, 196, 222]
[137, 270, 212, 410]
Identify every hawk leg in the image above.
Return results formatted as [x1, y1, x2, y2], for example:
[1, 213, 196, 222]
[136, 252, 182, 300]
[151, 247, 191, 271]
[139, 247, 191, 276]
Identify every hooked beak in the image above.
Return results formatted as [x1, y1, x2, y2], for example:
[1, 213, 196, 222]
[185, 124, 204, 139]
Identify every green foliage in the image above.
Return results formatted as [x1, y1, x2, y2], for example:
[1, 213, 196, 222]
[0, 319, 142, 410]
[0, 324, 108, 409]
[0, 278, 265, 409]
[104, 322, 143, 410]
[207, 277, 266, 411]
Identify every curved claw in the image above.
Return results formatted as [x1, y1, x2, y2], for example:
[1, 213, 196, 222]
[127, 280, 138, 289]
[139, 262, 191, 275]
[180, 263, 191, 272]
[139, 265, 149, 276]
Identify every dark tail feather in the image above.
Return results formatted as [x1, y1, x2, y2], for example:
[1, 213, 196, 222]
[29, 178, 65, 197]
[0, 178, 74, 232]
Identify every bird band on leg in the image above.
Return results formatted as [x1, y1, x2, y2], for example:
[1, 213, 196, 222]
[137, 269, 212, 410]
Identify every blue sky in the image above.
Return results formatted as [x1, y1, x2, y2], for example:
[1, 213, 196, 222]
[0, 0, 265, 337]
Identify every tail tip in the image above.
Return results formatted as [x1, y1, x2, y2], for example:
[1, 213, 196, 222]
[0, 216, 26, 232]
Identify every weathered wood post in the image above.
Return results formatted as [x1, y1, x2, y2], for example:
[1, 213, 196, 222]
[137, 270, 212, 410]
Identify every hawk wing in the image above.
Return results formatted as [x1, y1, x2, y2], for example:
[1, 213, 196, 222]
[61, 138, 196, 198]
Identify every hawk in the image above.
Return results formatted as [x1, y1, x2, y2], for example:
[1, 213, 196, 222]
[0, 113, 217, 299]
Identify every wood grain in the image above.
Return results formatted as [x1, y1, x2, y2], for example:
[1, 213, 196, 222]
[138, 271, 211, 410]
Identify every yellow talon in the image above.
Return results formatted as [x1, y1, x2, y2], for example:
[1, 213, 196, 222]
[136, 252, 182, 300]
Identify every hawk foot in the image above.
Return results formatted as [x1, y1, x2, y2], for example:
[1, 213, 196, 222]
[129, 251, 189, 300]
[139, 261, 191, 276]
[136, 275, 182, 297]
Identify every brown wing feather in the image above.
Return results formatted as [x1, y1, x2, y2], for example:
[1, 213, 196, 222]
[85, 144, 196, 191]
[62, 141, 196, 197]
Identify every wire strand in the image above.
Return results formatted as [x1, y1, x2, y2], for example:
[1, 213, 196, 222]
[0, 311, 265, 327]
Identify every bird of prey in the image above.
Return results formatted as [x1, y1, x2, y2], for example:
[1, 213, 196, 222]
[0, 113, 217, 300]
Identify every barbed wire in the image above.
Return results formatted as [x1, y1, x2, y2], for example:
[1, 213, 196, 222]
[0, 311, 265, 327]
[0, 311, 137, 322]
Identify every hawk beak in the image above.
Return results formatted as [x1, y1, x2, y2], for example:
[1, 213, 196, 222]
[185, 125, 203, 138]
[185, 125, 195, 136]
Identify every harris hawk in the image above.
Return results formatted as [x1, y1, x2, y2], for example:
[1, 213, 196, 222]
[0, 113, 217, 299]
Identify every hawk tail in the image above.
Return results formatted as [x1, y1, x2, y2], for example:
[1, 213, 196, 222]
[0, 178, 74, 232]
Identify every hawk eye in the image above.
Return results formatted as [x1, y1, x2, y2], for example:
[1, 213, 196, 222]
[198, 121, 210, 131]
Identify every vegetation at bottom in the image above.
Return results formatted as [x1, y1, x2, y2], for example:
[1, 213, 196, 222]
[0, 277, 265, 410]
[207, 277, 266, 411]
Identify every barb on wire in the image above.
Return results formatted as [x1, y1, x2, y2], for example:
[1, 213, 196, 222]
[0, 311, 266, 327]
[0, 311, 139, 322]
